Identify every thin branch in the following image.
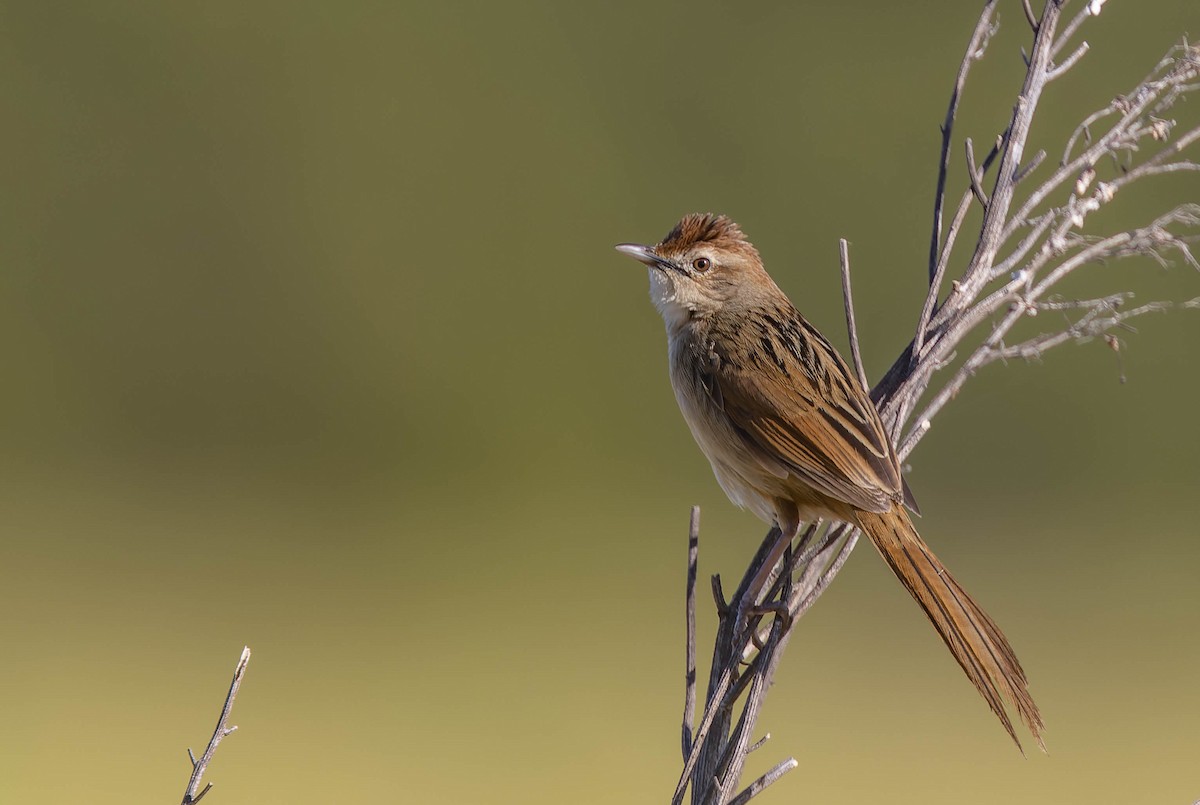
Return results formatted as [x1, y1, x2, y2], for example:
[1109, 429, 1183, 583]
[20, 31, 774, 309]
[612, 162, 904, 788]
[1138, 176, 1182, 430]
[988, 210, 1057, 284]
[901, 207, 1200, 458]
[1034, 291, 1132, 311]
[1014, 148, 1047, 185]
[1010, 44, 1200, 247]
[896, 91, 1197, 434]
[916, 190, 972, 358]
[181, 647, 251, 805]
[711, 659, 776, 801]
[727, 759, 799, 805]
[966, 138, 990, 206]
[988, 299, 1174, 361]
[953, 2, 1064, 310]
[790, 526, 859, 620]
[1111, 124, 1200, 187]
[1063, 105, 1116, 166]
[929, 2, 999, 285]
[1051, 1, 1100, 61]
[673, 668, 732, 805]
[839, 239, 869, 392]
[1021, 0, 1039, 33]
[918, 136, 1005, 360]
[1048, 41, 1090, 81]
[683, 506, 700, 762]
[746, 733, 771, 754]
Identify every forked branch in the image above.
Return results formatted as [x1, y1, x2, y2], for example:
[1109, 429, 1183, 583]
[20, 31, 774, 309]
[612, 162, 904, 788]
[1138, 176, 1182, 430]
[675, 5, 1199, 803]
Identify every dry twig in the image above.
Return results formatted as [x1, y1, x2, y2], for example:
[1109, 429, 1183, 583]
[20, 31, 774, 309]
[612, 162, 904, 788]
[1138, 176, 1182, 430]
[180, 647, 251, 805]
[838, 239, 869, 392]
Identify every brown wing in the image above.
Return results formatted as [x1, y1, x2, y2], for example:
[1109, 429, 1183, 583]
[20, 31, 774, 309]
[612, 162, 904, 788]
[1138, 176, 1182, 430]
[707, 308, 905, 514]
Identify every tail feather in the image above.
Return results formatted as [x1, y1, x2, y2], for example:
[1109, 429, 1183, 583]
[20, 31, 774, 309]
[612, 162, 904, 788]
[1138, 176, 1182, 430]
[856, 507, 1045, 752]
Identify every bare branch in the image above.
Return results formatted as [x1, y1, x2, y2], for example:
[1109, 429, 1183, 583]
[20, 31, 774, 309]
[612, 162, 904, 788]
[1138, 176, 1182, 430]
[1048, 41, 1090, 81]
[181, 647, 251, 805]
[987, 298, 1174, 362]
[727, 758, 799, 805]
[838, 239, 869, 393]
[1011, 44, 1200, 246]
[746, 733, 771, 754]
[674, 14, 1199, 805]
[917, 190, 971, 358]
[929, 2, 1000, 285]
[966, 138, 989, 206]
[793, 527, 859, 618]
[950, 3, 1065, 312]
[683, 507, 700, 762]
[1014, 148, 1047, 185]
[1051, 1, 1099, 61]
[988, 210, 1057, 283]
[1022, 0, 1039, 33]
[919, 135, 1008, 359]
[1064, 105, 1116, 166]
[901, 206, 1200, 459]
[673, 667, 732, 805]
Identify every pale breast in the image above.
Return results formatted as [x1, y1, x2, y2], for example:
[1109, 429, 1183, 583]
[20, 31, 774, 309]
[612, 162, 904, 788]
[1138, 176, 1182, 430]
[667, 334, 783, 525]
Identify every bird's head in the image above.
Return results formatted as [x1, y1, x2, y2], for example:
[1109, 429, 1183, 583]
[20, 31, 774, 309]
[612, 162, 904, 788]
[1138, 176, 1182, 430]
[615, 213, 776, 329]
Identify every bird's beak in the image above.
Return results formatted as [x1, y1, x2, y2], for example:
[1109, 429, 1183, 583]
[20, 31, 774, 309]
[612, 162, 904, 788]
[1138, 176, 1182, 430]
[615, 242, 677, 272]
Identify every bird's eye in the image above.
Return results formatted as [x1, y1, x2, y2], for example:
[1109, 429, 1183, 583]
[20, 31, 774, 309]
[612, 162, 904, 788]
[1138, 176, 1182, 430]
[692, 257, 712, 272]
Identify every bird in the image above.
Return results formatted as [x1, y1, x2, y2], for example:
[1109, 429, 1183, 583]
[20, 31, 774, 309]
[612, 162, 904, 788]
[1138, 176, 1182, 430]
[615, 212, 1044, 751]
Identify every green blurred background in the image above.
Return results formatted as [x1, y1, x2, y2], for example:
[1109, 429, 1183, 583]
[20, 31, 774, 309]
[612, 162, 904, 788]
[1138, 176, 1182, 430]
[1, 2, 1198, 803]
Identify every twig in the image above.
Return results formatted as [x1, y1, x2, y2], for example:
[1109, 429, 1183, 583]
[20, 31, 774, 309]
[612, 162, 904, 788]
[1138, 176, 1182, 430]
[988, 210, 1057, 284]
[1021, 0, 1039, 32]
[915, 190, 971, 358]
[1014, 149, 1047, 185]
[838, 239, 869, 392]
[1051, 1, 1099, 61]
[954, 3, 1064, 309]
[683, 506, 700, 761]
[917, 137, 1005, 360]
[672, 668, 732, 805]
[1064, 106, 1116, 165]
[728, 759, 799, 805]
[791, 526, 859, 620]
[966, 138, 989, 206]
[1048, 41, 1090, 81]
[929, 1, 1000, 285]
[181, 647, 251, 805]
[1008, 44, 1200, 247]
[989, 298, 1173, 361]
[887, 49, 1198, 430]
[901, 207, 1200, 459]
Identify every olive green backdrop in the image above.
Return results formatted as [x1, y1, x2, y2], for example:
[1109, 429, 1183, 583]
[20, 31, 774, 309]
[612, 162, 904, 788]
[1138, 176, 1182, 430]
[1, 2, 1197, 803]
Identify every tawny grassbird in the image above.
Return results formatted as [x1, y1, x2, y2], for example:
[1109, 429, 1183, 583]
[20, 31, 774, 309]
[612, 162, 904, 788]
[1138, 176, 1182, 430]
[616, 213, 1044, 750]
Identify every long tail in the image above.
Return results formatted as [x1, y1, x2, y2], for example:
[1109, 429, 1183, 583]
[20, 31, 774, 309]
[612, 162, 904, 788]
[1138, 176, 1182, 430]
[855, 506, 1045, 752]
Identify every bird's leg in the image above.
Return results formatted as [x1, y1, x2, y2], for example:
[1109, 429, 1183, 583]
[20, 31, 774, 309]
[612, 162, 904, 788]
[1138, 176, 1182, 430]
[734, 502, 800, 648]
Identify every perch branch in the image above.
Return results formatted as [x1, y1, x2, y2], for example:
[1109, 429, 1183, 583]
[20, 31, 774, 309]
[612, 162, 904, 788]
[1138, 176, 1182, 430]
[674, 7, 1199, 803]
